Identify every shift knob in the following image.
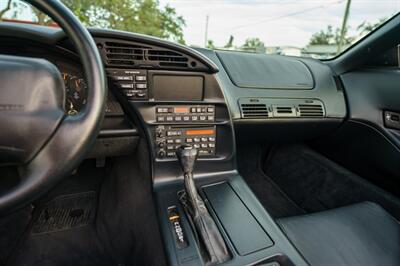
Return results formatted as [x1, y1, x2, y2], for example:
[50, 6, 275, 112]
[176, 145, 198, 174]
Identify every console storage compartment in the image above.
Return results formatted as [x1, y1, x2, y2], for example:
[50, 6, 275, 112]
[203, 182, 273, 255]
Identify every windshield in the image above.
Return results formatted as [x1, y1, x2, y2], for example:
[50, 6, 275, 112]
[0, 0, 398, 59]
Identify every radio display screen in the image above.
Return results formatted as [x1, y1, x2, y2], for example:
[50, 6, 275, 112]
[153, 75, 204, 101]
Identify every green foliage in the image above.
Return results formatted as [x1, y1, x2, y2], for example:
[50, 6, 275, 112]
[309, 25, 354, 45]
[61, 0, 185, 43]
[241, 37, 266, 53]
[309, 17, 387, 46]
[206, 39, 215, 49]
[357, 17, 387, 36]
[224, 35, 234, 48]
[61, 0, 185, 44]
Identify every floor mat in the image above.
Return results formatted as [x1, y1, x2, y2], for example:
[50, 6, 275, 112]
[31, 191, 96, 235]
[264, 144, 400, 219]
[237, 143, 305, 219]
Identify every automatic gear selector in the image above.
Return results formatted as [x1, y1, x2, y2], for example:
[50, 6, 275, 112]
[176, 145, 230, 265]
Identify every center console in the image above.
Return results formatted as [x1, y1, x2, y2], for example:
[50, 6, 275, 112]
[106, 67, 308, 266]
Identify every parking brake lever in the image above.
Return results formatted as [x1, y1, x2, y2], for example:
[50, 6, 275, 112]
[176, 145, 230, 265]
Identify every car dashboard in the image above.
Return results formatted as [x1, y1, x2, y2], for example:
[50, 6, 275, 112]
[0, 22, 350, 266]
[0, 21, 347, 178]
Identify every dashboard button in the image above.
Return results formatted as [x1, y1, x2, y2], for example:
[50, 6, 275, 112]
[136, 75, 147, 81]
[191, 107, 197, 113]
[207, 107, 214, 113]
[183, 116, 190, 121]
[199, 116, 206, 121]
[208, 116, 214, 121]
[113, 76, 133, 81]
[167, 139, 174, 144]
[194, 138, 201, 142]
[186, 138, 193, 143]
[209, 137, 215, 142]
[201, 137, 208, 142]
[119, 83, 134, 89]
[157, 116, 165, 122]
[209, 143, 215, 148]
[166, 116, 174, 122]
[136, 83, 147, 89]
[193, 144, 200, 149]
[196, 107, 202, 113]
[175, 116, 182, 121]
[191, 116, 198, 121]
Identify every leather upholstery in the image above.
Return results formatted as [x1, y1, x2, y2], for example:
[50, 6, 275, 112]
[277, 202, 400, 266]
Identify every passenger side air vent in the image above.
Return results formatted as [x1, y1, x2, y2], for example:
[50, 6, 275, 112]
[238, 98, 326, 120]
[298, 104, 324, 117]
[240, 104, 269, 118]
[272, 105, 296, 117]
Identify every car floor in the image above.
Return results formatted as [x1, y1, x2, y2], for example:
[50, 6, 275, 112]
[5, 142, 167, 266]
[238, 143, 400, 220]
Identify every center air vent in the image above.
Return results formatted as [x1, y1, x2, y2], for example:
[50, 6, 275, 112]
[147, 49, 189, 67]
[104, 41, 147, 66]
[273, 105, 296, 117]
[240, 104, 269, 118]
[100, 40, 191, 69]
[298, 104, 324, 117]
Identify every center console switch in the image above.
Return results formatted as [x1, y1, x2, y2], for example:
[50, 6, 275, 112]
[155, 126, 216, 159]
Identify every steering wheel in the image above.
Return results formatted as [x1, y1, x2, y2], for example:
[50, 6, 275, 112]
[0, 0, 106, 213]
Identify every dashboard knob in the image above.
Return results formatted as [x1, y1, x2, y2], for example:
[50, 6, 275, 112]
[158, 142, 165, 148]
[158, 150, 166, 157]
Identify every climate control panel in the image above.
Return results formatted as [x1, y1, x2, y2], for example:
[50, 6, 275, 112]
[155, 125, 216, 158]
[156, 105, 215, 123]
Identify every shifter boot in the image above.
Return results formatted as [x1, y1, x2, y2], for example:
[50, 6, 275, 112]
[176, 146, 230, 265]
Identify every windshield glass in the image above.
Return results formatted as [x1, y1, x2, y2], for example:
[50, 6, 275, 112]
[1, 0, 398, 59]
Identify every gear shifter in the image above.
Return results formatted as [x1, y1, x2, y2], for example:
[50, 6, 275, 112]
[176, 145, 230, 265]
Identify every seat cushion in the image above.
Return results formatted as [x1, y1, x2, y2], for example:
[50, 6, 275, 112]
[277, 202, 400, 266]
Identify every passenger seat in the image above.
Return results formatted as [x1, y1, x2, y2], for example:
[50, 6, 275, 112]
[277, 202, 400, 266]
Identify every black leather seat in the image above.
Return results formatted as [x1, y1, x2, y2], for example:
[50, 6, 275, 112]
[277, 202, 400, 266]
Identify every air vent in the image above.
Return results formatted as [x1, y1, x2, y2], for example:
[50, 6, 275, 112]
[240, 104, 269, 118]
[299, 104, 324, 117]
[104, 41, 148, 66]
[148, 49, 189, 67]
[102, 41, 189, 68]
[273, 105, 296, 117]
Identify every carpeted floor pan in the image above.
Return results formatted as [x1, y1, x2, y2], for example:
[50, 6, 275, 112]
[264, 144, 400, 220]
[237, 143, 305, 219]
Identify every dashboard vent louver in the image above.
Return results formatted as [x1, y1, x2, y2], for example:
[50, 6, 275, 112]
[240, 104, 269, 118]
[299, 104, 324, 117]
[273, 105, 296, 117]
[147, 49, 189, 67]
[104, 41, 148, 66]
[102, 41, 189, 68]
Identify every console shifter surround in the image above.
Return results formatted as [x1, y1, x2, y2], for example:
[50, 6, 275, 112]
[176, 145, 231, 265]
